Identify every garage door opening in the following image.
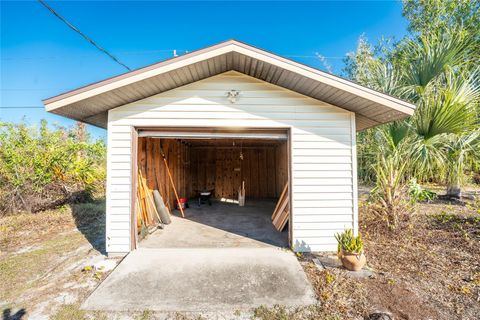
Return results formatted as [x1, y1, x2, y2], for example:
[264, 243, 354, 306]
[133, 128, 290, 249]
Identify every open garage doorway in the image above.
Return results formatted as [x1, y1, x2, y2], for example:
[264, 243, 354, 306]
[133, 128, 290, 249]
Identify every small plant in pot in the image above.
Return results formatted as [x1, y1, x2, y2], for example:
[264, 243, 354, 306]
[335, 229, 366, 271]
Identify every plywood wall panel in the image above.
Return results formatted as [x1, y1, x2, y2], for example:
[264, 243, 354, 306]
[267, 150, 276, 198]
[232, 150, 242, 199]
[190, 145, 285, 200]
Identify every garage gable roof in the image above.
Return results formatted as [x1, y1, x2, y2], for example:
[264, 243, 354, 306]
[43, 39, 415, 130]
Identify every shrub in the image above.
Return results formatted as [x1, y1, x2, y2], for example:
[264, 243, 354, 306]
[408, 178, 437, 203]
[0, 120, 106, 215]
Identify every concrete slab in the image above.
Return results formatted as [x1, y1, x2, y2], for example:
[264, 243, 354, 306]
[313, 256, 374, 279]
[140, 200, 288, 249]
[82, 247, 316, 312]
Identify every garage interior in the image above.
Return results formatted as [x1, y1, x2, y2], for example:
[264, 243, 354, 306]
[135, 128, 290, 249]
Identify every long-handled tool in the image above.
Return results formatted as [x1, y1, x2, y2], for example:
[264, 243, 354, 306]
[238, 181, 245, 206]
[160, 147, 185, 218]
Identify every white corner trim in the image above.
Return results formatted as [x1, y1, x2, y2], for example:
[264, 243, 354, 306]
[350, 113, 359, 236]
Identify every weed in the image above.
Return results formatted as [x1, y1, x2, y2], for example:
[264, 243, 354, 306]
[325, 271, 335, 285]
[472, 272, 480, 286]
[137, 310, 153, 320]
[171, 313, 206, 320]
[51, 304, 86, 320]
[252, 305, 290, 320]
[449, 284, 473, 295]
[408, 179, 437, 203]
[251, 303, 345, 320]
[432, 210, 455, 223]
[82, 265, 93, 272]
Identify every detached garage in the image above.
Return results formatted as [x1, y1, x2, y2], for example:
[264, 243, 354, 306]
[43, 40, 415, 255]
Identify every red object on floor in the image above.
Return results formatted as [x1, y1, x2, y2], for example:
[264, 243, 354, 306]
[176, 197, 188, 210]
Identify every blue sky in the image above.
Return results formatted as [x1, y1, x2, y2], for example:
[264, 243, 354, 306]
[1, 1, 409, 139]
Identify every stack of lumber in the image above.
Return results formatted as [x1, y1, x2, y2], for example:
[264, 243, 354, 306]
[137, 170, 162, 234]
[271, 183, 289, 231]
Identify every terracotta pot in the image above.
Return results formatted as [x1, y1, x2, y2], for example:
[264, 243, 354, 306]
[339, 250, 366, 271]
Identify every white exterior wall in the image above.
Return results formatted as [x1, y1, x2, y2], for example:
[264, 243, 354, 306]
[105, 71, 358, 253]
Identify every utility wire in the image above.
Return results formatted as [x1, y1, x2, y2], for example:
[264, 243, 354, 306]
[37, 0, 131, 71]
[2, 52, 344, 61]
[1, 106, 45, 109]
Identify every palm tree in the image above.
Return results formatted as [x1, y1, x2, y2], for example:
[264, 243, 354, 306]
[350, 28, 479, 204]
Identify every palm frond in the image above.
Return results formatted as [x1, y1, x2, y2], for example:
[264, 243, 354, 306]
[401, 29, 474, 98]
[413, 68, 480, 139]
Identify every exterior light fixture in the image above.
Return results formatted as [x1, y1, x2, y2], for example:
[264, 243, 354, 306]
[227, 89, 240, 103]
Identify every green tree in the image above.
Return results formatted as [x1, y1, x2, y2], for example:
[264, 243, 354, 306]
[403, 0, 480, 37]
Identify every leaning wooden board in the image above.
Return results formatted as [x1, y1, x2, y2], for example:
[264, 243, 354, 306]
[272, 183, 289, 231]
[272, 184, 288, 220]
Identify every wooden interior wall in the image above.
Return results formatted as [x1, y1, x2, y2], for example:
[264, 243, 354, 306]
[137, 137, 190, 209]
[190, 142, 288, 200]
[275, 141, 288, 196]
[138, 138, 288, 204]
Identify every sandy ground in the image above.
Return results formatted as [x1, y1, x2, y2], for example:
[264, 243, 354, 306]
[0, 201, 114, 319]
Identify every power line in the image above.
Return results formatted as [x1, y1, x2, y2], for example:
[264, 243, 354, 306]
[1, 49, 189, 61]
[1, 106, 45, 109]
[37, 0, 131, 71]
[2, 52, 343, 61]
[284, 54, 345, 60]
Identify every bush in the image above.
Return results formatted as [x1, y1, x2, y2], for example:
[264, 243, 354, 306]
[408, 178, 437, 203]
[0, 120, 106, 215]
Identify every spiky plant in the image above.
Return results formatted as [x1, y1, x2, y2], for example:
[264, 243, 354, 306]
[335, 229, 364, 254]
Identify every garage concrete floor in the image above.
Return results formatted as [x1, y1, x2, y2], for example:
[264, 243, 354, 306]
[140, 199, 288, 248]
[82, 247, 316, 312]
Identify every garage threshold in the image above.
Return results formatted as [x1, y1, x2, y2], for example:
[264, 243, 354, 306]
[82, 247, 316, 312]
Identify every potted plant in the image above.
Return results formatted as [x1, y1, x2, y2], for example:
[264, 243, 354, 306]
[334, 229, 366, 271]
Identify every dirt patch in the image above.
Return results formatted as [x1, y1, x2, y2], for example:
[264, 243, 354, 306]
[361, 198, 480, 319]
[362, 277, 439, 320]
[294, 255, 439, 320]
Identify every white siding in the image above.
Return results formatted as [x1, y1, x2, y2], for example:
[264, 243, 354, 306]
[106, 71, 358, 253]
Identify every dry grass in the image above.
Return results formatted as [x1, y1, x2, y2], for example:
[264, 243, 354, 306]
[360, 198, 480, 319]
[0, 200, 107, 318]
[0, 206, 75, 252]
[51, 304, 87, 320]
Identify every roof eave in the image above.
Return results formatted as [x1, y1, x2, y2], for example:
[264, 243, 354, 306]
[43, 39, 416, 128]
